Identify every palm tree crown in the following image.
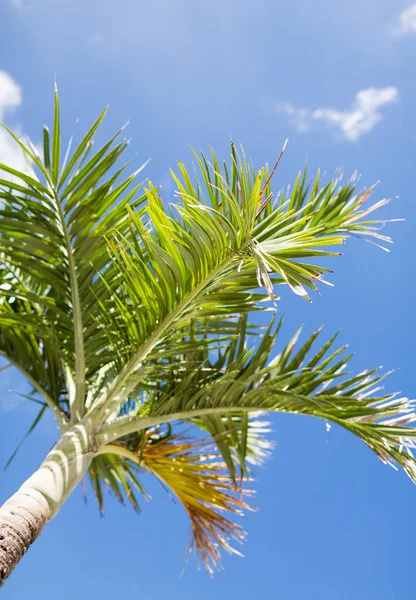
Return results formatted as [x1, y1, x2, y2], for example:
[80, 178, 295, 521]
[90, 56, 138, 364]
[1, 86, 415, 574]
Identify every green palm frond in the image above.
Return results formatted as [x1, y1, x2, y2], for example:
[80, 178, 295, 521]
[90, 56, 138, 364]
[86, 152, 392, 423]
[0, 87, 147, 408]
[0, 299, 67, 427]
[129, 314, 274, 480]
[100, 322, 416, 485]
[87, 453, 148, 514]
[191, 412, 273, 483]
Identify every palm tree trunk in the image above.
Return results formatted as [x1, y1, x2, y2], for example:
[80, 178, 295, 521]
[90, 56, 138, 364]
[0, 488, 49, 586]
[0, 421, 96, 586]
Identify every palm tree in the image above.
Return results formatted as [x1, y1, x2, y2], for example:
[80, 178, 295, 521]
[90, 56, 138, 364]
[0, 87, 415, 587]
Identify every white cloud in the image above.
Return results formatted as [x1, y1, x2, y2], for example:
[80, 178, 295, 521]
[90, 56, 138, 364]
[394, 3, 416, 36]
[0, 71, 32, 175]
[276, 87, 399, 143]
[0, 71, 21, 119]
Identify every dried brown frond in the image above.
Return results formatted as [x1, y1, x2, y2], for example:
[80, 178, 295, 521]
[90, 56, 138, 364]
[139, 433, 254, 575]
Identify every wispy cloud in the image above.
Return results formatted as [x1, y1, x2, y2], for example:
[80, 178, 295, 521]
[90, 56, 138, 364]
[394, 3, 416, 36]
[0, 71, 32, 176]
[276, 87, 398, 142]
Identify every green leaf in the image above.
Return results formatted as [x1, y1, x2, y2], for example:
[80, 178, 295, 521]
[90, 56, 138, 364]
[43, 126, 51, 173]
[51, 81, 61, 185]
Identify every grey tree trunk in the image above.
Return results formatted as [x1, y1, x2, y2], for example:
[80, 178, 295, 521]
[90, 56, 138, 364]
[0, 421, 96, 586]
[0, 488, 49, 586]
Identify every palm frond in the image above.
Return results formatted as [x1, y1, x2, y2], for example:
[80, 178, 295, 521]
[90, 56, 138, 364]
[97, 429, 253, 574]
[86, 453, 148, 515]
[142, 433, 252, 574]
[0, 298, 68, 427]
[99, 322, 416, 484]
[87, 148, 392, 422]
[191, 412, 273, 482]
[0, 86, 148, 404]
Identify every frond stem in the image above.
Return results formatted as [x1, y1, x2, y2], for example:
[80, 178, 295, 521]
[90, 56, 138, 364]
[89, 255, 243, 424]
[97, 407, 260, 446]
[52, 190, 86, 424]
[95, 444, 141, 463]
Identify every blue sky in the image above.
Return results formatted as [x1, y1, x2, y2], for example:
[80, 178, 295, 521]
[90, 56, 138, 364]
[1, 0, 416, 597]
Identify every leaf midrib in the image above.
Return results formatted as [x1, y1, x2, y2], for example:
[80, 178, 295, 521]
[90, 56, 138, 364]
[52, 189, 86, 423]
[89, 246, 248, 425]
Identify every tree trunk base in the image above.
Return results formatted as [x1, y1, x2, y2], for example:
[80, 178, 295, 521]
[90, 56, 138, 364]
[0, 488, 49, 586]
